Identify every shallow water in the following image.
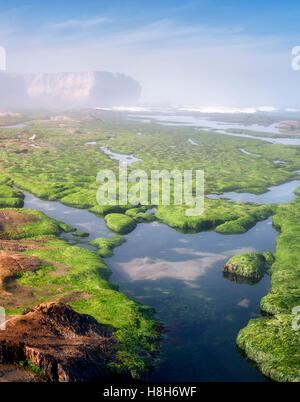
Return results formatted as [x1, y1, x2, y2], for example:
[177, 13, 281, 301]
[188, 138, 198, 146]
[100, 146, 142, 165]
[2, 123, 27, 129]
[108, 218, 275, 382]
[239, 148, 261, 157]
[21, 175, 299, 382]
[129, 114, 300, 145]
[273, 160, 286, 164]
[23, 194, 112, 241]
[207, 177, 300, 204]
[128, 114, 281, 134]
[207, 128, 300, 145]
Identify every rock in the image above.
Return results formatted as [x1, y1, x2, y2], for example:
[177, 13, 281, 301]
[278, 120, 300, 134]
[237, 314, 300, 382]
[0, 363, 43, 382]
[222, 251, 273, 281]
[0, 252, 42, 289]
[105, 213, 137, 234]
[0, 71, 141, 108]
[72, 231, 89, 238]
[89, 236, 125, 258]
[0, 302, 123, 382]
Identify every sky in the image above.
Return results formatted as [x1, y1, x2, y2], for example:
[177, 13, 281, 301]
[1, 0, 300, 108]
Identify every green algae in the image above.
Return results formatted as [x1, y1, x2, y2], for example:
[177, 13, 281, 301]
[0, 208, 72, 239]
[72, 231, 89, 238]
[237, 195, 300, 382]
[0, 206, 160, 378]
[0, 183, 25, 208]
[105, 213, 137, 234]
[125, 207, 147, 217]
[1, 114, 299, 217]
[155, 198, 275, 233]
[0, 112, 300, 380]
[237, 314, 300, 382]
[223, 252, 273, 280]
[133, 212, 156, 223]
[89, 236, 126, 257]
[15, 237, 160, 378]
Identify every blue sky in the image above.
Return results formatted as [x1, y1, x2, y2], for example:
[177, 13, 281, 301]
[1, 0, 300, 107]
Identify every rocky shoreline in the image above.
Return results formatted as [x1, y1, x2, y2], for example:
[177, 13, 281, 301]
[0, 204, 160, 381]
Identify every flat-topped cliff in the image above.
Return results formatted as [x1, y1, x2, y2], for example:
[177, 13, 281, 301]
[0, 71, 141, 108]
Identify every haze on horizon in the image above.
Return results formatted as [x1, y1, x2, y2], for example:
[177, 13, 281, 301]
[0, 0, 300, 109]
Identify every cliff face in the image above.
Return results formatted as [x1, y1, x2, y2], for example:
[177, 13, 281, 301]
[0, 71, 141, 108]
[0, 302, 122, 382]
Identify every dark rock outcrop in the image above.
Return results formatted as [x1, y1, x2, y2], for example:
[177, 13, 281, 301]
[0, 302, 122, 382]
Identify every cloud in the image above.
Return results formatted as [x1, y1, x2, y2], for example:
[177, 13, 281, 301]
[111, 250, 225, 282]
[1, 7, 298, 107]
[47, 16, 112, 30]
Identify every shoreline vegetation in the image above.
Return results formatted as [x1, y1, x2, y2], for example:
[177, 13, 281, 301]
[0, 111, 299, 381]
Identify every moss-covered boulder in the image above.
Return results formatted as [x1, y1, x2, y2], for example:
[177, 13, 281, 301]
[90, 204, 129, 216]
[105, 213, 137, 234]
[125, 207, 156, 223]
[223, 252, 273, 280]
[89, 236, 125, 257]
[125, 207, 147, 217]
[134, 212, 156, 223]
[72, 231, 89, 238]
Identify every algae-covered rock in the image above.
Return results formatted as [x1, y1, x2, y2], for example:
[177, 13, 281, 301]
[89, 236, 125, 257]
[156, 200, 274, 234]
[134, 212, 156, 223]
[72, 231, 89, 238]
[0, 184, 25, 208]
[222, 271, 261, 285]
[125, 207, 147, 217]
[262, 251, 275, 266]
[223, 252, 271, 280]
[124, 207, 156, 223]
[90, 204, 129, 216]
[237, 196, 300, 382]
[105, 213, 137, 234]
[237, 314, 300, 382]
